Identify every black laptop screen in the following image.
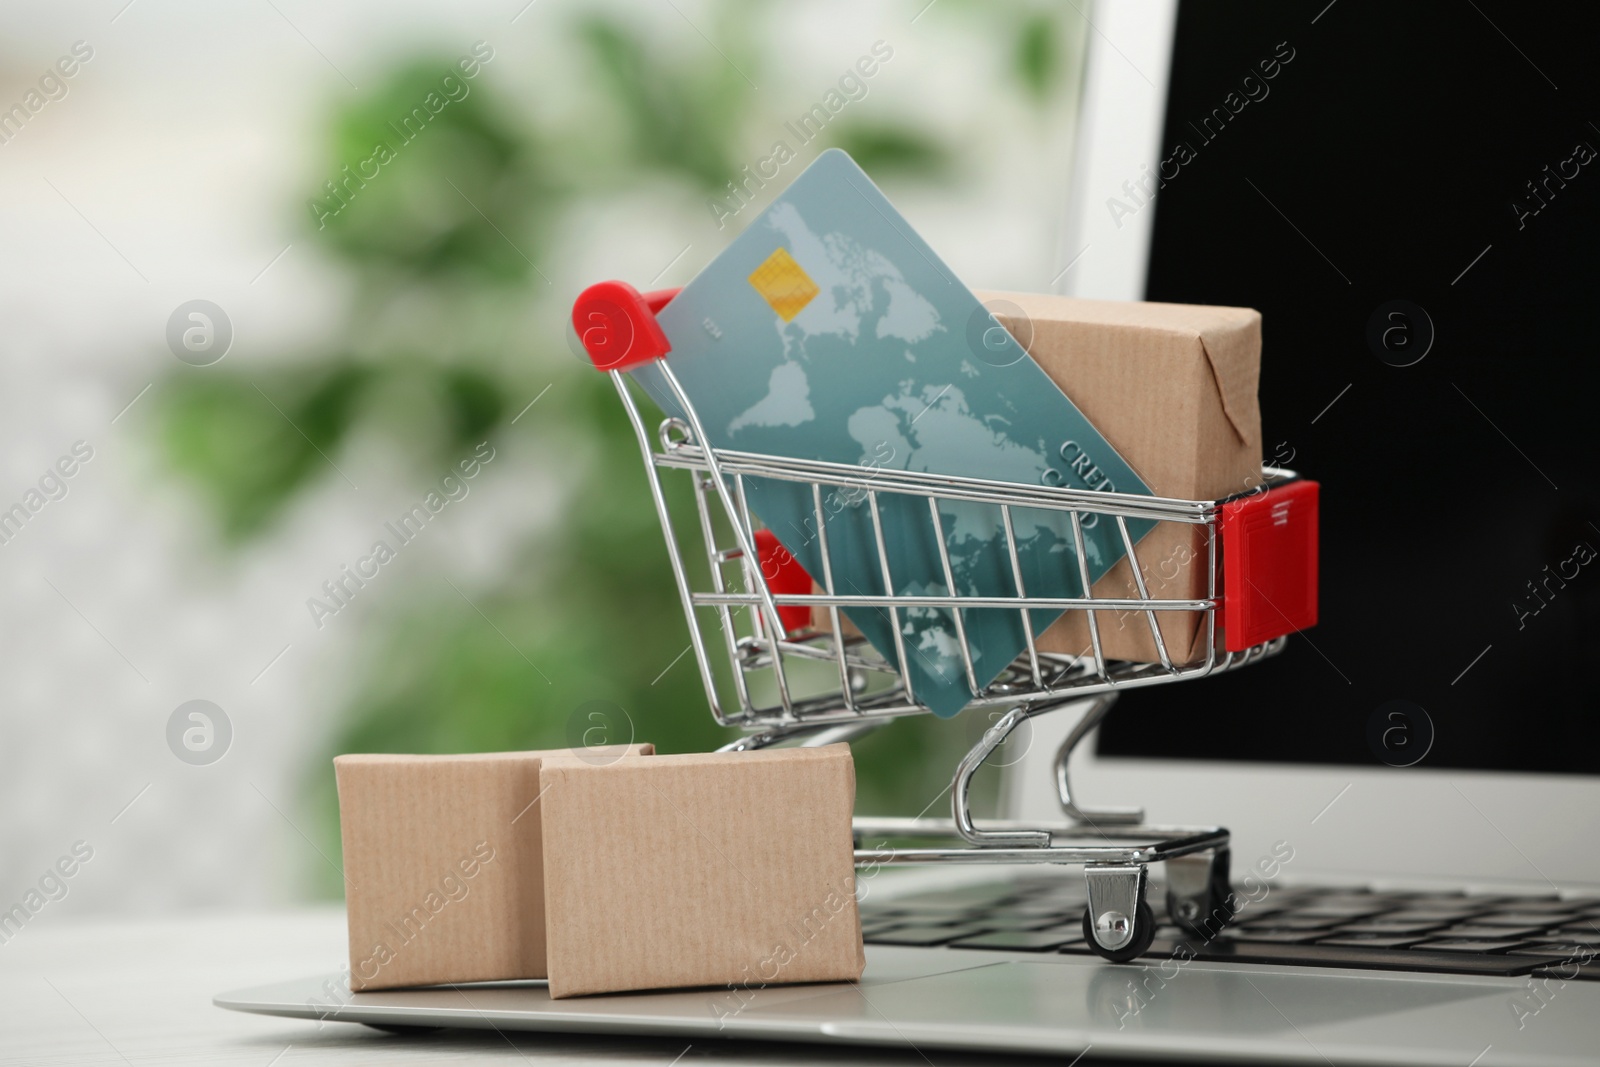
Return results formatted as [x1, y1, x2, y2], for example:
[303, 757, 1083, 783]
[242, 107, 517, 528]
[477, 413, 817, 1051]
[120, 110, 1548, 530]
[1096, 0, 1600, 773]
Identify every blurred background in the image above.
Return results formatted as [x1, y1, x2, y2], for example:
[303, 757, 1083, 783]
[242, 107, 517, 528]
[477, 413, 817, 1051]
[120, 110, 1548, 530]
[0, 0, 1091, 913]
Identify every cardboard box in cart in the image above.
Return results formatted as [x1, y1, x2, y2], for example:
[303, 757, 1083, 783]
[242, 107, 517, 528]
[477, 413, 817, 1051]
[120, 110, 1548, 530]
[976, 291, 1265, 666]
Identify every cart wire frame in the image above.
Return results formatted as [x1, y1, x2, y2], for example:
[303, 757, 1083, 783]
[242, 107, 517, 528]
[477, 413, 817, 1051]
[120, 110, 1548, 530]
[574, 279, 1319, 960]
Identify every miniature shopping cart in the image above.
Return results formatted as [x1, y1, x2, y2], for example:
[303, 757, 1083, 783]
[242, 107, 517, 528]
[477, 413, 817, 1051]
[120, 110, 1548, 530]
[571, 280, 1320, 962]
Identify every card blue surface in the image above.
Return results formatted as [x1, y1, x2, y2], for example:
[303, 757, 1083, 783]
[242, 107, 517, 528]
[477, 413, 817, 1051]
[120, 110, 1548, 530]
[634, 149, 1152, 716]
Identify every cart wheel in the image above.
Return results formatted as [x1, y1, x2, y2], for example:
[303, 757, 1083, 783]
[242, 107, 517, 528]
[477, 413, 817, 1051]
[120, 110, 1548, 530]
[1081, 899, 1157, 963]
[1167, 846, 1234, 940]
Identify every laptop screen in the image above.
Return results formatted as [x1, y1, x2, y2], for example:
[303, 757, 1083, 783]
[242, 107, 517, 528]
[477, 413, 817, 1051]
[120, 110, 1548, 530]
[1096, 0, 1600, 773]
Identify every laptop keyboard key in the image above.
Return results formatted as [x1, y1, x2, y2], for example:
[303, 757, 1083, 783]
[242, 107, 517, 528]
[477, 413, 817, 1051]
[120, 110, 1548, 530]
[1226, 929, 1323, 944]
[1475, 912, 1580, 927]
[1295, 905, 1389, 919]
[1317, 935, 1428, 949]
[1484, 896, 1561, 907]
[970, 915, 1076, 931]
[1377, 893, 1468, 905]
[892, 887, 1018, 908]
[1416, 939, 1529, 953]
[1379, 909, 1487, 924]
[1507, 943, 1600, 958]
[860, 907, 934, 922]
[1438, 925, 1548, 940]
[1329, 921, 1449, 936]
[875, 906, 986, 923]
[867, 924, 990, 946]
[1293, 892, 1389, 907]
[949, 928, 1085, 952]
[1014, 906, 1081, 920]
[1236, 915, 1341, 931]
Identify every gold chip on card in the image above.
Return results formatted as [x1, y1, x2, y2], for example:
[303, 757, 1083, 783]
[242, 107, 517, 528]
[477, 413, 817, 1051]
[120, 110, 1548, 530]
[747, 247, 819, 322]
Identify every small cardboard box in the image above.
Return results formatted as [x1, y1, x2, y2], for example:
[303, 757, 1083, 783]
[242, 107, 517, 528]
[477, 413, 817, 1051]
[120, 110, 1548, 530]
[976, 290, 1264, 665]
[335, 745, 653, 991]
[539, 743, 864, 1000]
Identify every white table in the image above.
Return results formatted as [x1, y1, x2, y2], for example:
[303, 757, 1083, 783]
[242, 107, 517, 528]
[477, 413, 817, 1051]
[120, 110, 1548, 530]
[0, 908, 1048, 1065]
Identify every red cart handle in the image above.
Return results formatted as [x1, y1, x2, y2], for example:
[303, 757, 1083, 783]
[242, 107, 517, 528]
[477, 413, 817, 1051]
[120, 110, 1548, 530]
[572, 281, 681, 371]
[1218, 478, 1320, 651]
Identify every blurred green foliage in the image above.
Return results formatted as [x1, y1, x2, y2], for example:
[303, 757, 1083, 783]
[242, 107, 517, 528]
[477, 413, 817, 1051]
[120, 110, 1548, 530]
[320, 62, 550, 281]
[576, 15, 750, 189]
[1014, 14, 1063, 101]
[153, 2, 1082, 897]
[321, 373, 729, 762]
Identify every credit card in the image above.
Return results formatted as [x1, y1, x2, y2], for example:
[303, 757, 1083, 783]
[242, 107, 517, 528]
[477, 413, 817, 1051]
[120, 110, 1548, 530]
[634, 149, 1152, 716]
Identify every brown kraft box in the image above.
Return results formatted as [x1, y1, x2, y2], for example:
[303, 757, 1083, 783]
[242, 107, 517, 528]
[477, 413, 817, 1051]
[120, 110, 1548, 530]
[335, 745, 654, 992]
[539, 743, 864, 1000]
[977, 290, 1263, 665]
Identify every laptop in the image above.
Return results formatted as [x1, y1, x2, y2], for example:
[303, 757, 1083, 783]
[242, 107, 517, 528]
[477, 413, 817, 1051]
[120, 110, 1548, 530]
[216, 2, 1600, 1061]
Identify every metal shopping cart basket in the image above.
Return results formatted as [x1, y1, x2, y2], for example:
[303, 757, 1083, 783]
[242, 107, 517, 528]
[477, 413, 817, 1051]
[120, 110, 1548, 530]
[571, 280, 1320, 962]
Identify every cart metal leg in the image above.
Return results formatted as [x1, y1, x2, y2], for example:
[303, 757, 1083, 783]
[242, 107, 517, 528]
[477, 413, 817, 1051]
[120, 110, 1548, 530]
[952, 706, 1048, 847]
[1164, 846, 1235, 938]
[1053, 694, 1144, 826]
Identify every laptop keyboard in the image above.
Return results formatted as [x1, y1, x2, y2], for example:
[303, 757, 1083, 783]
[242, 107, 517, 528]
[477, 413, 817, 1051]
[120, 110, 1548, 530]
[860, 877, 1600, 979]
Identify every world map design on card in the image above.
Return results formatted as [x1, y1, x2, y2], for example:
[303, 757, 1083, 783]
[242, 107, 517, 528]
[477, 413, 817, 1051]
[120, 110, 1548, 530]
[633, 149, 1152, 716]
